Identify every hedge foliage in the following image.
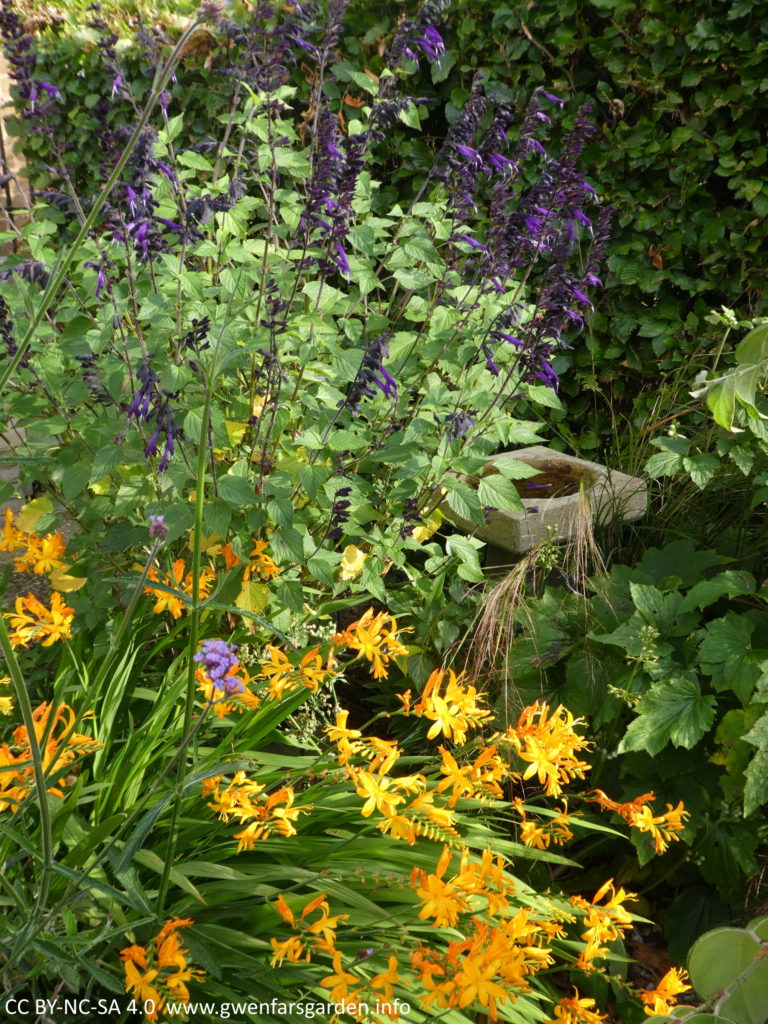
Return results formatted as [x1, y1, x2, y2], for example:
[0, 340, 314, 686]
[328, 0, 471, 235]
[3, 0, 768, 444]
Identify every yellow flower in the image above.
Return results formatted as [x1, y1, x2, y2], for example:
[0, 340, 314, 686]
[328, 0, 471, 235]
[416, 870, 467, 928]
[406, 668, 492, 745]
[145, 560, 214, 619]
[338, 544, 367, 580]
[547, 989, 607, 1024]
[1, 702, 98, 813]
[5, 592, 75, 648]
[0, 676, 12, 717]
[588, 789, 689, 855]
[270, 934, 305, 967]
[514, 800, 574, 849]
[0, 507, 23, 552]
[411, 509, 443, 543]
[572, 879, 637, 971]
[332, 607, 410, 680]
[630, 802, 689, 855]
[352, 769, 404, 819]
[120, 918, 204, 1020]
[371, 955, 400, 1001]
[205, 774, 307, 851]
[640, 967, 692, 1016]
[505, 701, 591, 797]
[258, 645, 333, 699]
[319, 951, 361, 1003]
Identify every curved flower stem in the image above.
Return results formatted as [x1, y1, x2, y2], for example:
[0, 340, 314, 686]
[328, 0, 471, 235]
[0, 10, 213, 400]
[155, 379, 213, 916]
[0, 615, 54, 944]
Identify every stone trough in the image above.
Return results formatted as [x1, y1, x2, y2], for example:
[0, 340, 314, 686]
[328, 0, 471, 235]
[441, 445, 647, 555]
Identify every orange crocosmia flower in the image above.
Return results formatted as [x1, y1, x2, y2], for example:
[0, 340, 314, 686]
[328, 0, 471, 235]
[145, 560, 214, 618]
[332, 607, 410, 680]
[505, 701, 591, 797]
[270, 935, 306, 967]
[0, 701, 100, 812]
[250, 538, 280, 580]
[274, 893, 296, 928]
[371, 955, 400, 1000]
[6, 591, 75, 647]
[319, 950, 360, 1002]
[352, 769, 404, 819]
[156, 918, 194, 970]
[120, 918, 204, 1019]
[546, 988, 607, 1024]
[406, 668, 492, 745]
[220, 541, 241, 568]
[640, 967, 691, 1016]
[588, 789, 688, 855]
[0, 507, 24, 552]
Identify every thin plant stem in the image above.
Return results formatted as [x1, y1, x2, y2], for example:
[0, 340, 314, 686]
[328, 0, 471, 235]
[155, 379, 213, 915]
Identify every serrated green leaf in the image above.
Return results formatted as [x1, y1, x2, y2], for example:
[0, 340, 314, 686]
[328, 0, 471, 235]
[218, 474, 258, 507]
[477, 473, 524, 510]
[683, 452, 720, 489]
[618, 677, 716, 756]
[743, 713, 768, 815]
[446, 535, 484, 582]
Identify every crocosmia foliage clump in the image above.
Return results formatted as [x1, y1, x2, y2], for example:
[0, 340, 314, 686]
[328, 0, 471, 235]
[0, 1, 690, 1021]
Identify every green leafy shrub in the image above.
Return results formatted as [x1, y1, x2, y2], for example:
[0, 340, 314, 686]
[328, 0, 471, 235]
[478, 539, 768, 955]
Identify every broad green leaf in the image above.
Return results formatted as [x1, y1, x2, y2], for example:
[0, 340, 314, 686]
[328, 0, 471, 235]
[477, 472, 524, 510]
[683, 452, 720, 489]
[679, 570, 755, 612]
[218, 474, 258, 507]
[618, 677, 716, 756]
[446, 535, 484, 582]
[743, 713, 768, 815]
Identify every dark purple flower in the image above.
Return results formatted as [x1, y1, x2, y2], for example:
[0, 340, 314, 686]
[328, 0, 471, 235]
[344, 332, 397, 414]
[383, 0, 449, 77]
[125, 356, 186, 471]
[0, 260, 50, 288]
[327, 486, 352, 542]
[444, 410, 476, 442]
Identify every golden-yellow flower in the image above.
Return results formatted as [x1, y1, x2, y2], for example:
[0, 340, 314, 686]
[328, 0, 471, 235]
[640, 967, 692, 1016]
[0, 676, 12, 717]
[338, 544, 367, 580]
[120, 918, 204, 1020]
[352, 769, 404, 819]
[6, 591, 75, 647]
[332, 607, 410, 680]
[145, 560, 214, 618]
[546, 988, 607, 1024]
